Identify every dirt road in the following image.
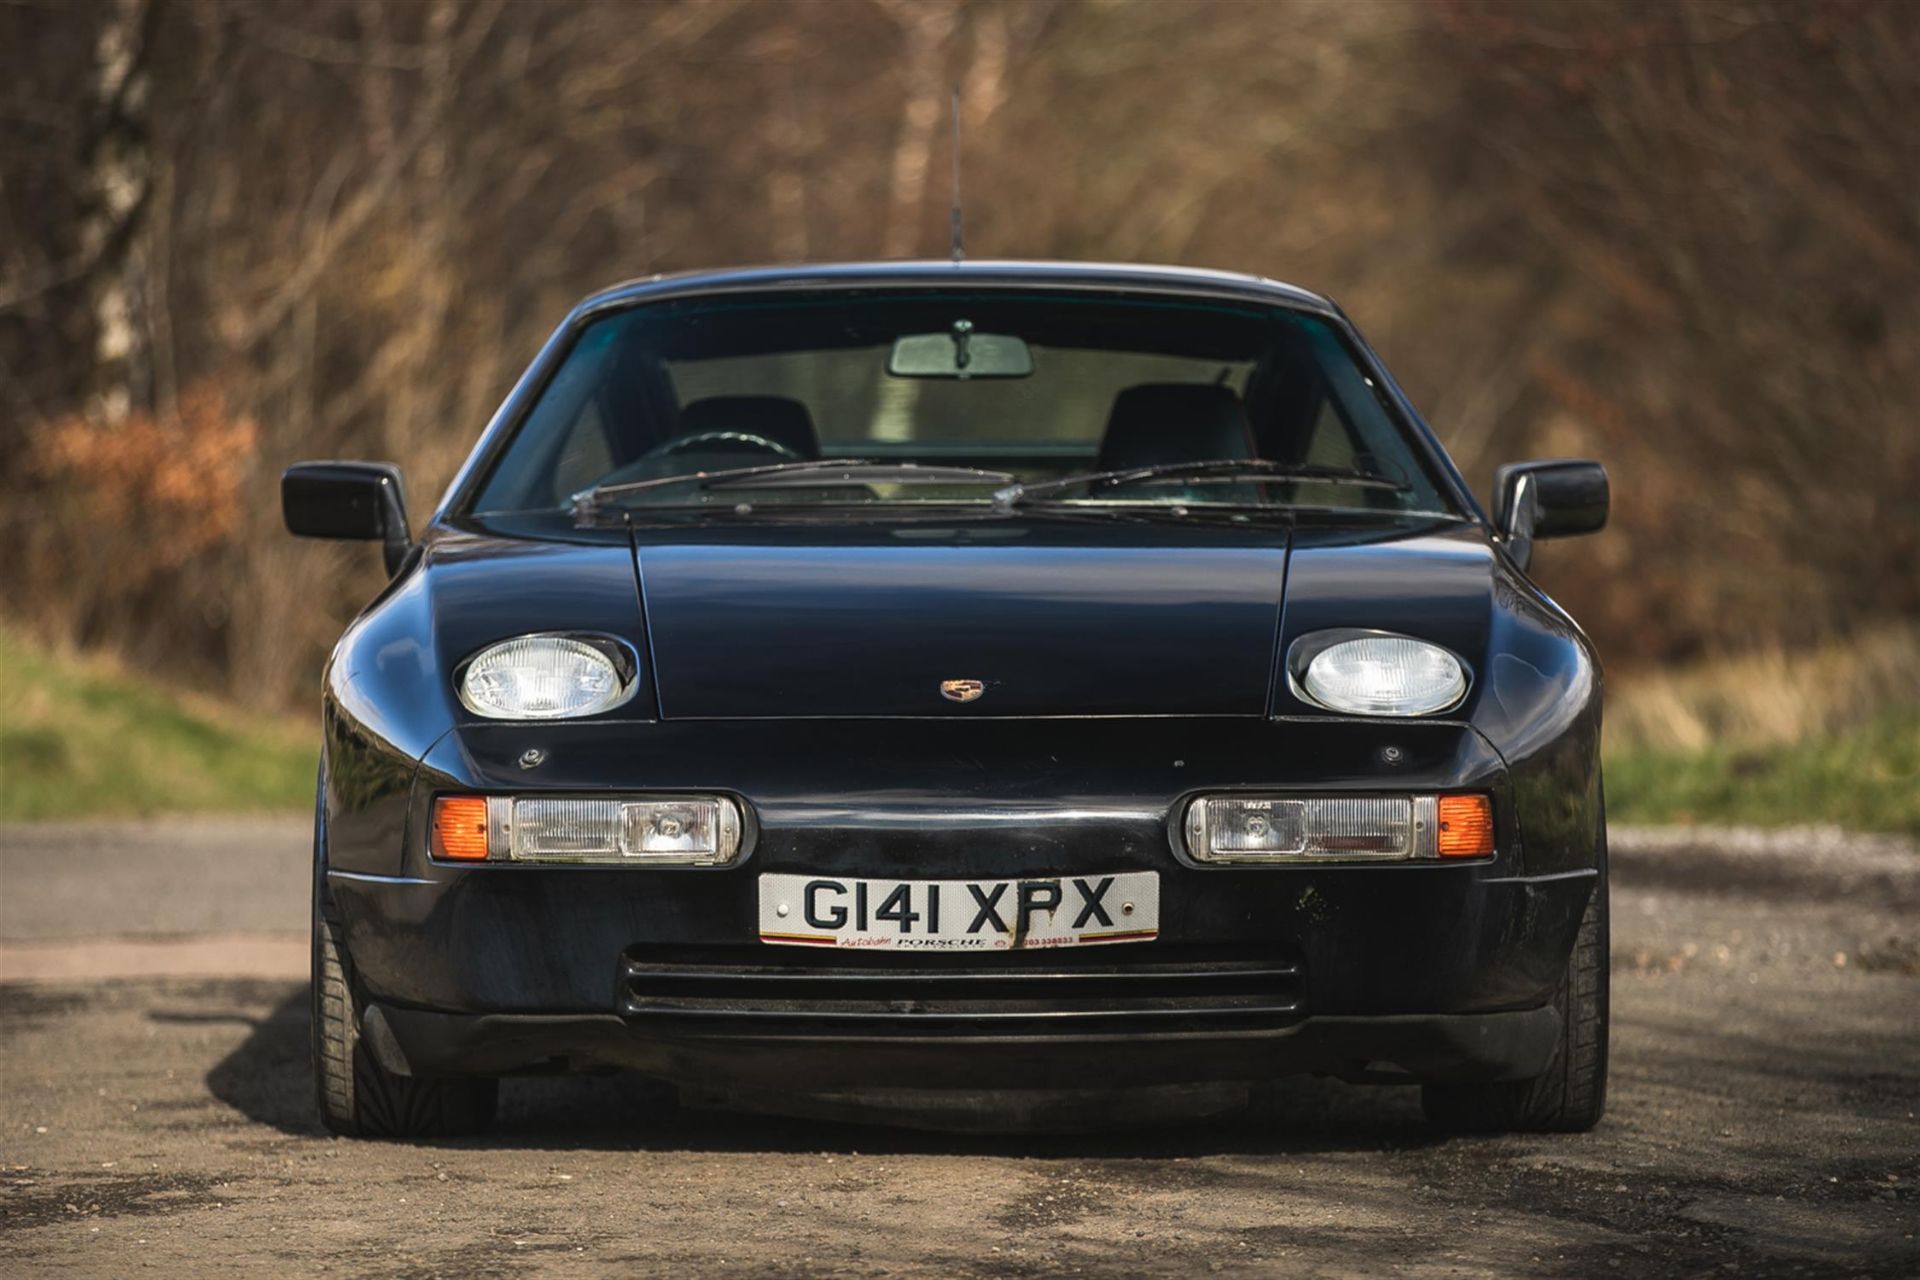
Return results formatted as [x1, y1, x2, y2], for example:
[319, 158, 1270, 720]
[2, 820, 1915, 1277]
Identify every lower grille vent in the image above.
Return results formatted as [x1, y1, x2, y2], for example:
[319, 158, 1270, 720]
[618, 945, 1305, 1032]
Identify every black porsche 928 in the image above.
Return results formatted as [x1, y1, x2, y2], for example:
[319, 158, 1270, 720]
[283, 261, 1611, 1138]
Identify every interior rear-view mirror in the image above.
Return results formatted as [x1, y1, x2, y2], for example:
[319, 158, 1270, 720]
[889, 321, 1033, 379]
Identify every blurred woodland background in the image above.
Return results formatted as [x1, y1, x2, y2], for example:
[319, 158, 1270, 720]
[1, 0, 1916, 823]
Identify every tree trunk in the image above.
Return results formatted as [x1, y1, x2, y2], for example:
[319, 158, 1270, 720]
[80, 0, 158, 424]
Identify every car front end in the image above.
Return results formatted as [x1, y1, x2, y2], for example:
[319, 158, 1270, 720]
[287, 262, 1610, 1136]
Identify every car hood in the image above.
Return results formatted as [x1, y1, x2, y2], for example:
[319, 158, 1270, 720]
[633, 519, 1290, 718]
[416, 513, 1523, 727]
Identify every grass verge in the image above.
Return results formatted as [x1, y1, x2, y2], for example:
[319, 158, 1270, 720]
[4, 624, 1916, 834]
[1604, 708, 1920, 836]
[0, 627, 313, 821]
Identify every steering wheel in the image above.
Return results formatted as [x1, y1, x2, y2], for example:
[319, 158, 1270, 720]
[648, 431, 803, 462]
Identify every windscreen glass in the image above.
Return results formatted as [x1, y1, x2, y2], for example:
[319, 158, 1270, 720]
[470, 290, 1455, 516]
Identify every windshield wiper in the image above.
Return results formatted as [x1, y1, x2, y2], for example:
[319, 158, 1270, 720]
[703, 462, 1015, 491]
[572, 460, 1014, 520]
[992, 459, 1411, 508]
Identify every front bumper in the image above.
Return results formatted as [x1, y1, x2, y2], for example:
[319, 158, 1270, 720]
[333, 861, 1592, 1085]
[324, 715, 1599, 1088]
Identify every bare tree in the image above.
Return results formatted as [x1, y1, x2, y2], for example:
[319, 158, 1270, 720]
[2, 0, 1914, 701]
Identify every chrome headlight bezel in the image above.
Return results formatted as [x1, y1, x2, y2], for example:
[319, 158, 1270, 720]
[1287, 628, 1471, 718]
[455, 632, 640, 721]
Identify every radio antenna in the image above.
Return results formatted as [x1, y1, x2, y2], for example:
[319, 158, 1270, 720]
[949, 84, 965, 263]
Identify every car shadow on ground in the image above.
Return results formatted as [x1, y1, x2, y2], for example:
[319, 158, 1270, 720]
[196, 986, 1447, 1157]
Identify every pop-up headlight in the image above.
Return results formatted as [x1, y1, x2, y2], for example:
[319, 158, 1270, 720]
[1290, 631, 1468, 717]
[458, 634, 636, 720]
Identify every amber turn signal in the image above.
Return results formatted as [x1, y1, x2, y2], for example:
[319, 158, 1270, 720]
[432, 795, 491, 861]
[1436, 794, 1494, 858]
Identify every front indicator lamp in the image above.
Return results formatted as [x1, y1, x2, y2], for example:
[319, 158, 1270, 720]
[1436, 793, 1495, 858]
[1184, 794, 1494, 863]
[431, 795, 743, 865]
[431, 795, 491, 861]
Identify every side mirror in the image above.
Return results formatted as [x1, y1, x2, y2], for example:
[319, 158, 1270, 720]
[282, 461, 412, 576]
[1492, 459, 1608, 572]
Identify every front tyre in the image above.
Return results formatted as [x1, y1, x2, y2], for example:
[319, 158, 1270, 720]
[310, 784, 497, 1138]
[1422, 840, 1609, 1134]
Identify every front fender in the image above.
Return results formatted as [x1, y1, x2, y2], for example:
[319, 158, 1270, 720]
[1474, 565, 1603, 875]
[321, 524, 651, 875]
[321, 559, 444, 877]
[1277, 524, 1602, 876]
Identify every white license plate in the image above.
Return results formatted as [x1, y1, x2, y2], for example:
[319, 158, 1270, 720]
[758, 872, 1159, 950]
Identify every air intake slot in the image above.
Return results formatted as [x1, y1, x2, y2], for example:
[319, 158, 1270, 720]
[618, 945, 1305, 1033]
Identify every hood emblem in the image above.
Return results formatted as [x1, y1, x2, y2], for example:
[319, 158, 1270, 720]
[940, 678, 986, 703]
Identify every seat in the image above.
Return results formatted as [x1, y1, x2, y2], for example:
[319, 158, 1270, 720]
[675, 395, 821, 459]
[1095, 383, 1255, 472]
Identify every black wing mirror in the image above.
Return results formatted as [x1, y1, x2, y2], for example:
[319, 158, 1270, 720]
[282, 461, 412, 576]
[1492, 459, 1608, 572]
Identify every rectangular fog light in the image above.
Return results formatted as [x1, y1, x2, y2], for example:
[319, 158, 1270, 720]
[622, 798, 738, 858]
[445, 794, 743, 865]
[1184, 794, 1489, 864]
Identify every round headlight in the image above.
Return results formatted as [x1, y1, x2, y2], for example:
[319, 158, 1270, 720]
[1297, 633, 1468, 717]
[459, 635, 633, 720]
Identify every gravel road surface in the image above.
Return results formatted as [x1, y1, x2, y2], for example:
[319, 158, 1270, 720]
[1, 819, 1915, 1277]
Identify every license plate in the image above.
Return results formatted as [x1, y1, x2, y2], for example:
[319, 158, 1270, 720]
[758, 871, 1159, 950]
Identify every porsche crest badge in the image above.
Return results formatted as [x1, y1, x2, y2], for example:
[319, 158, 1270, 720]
[939, 678, 986, 703]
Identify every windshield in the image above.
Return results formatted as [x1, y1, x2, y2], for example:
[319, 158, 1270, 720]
[469, 289, 1456, 518]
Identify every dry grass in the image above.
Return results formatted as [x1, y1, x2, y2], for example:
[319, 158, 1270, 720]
[1607, 623, 1920, 753]
[1604, 623, 1920, 834]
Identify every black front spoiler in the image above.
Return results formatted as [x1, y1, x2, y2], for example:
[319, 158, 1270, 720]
[363, 1003, 1561, 1090]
